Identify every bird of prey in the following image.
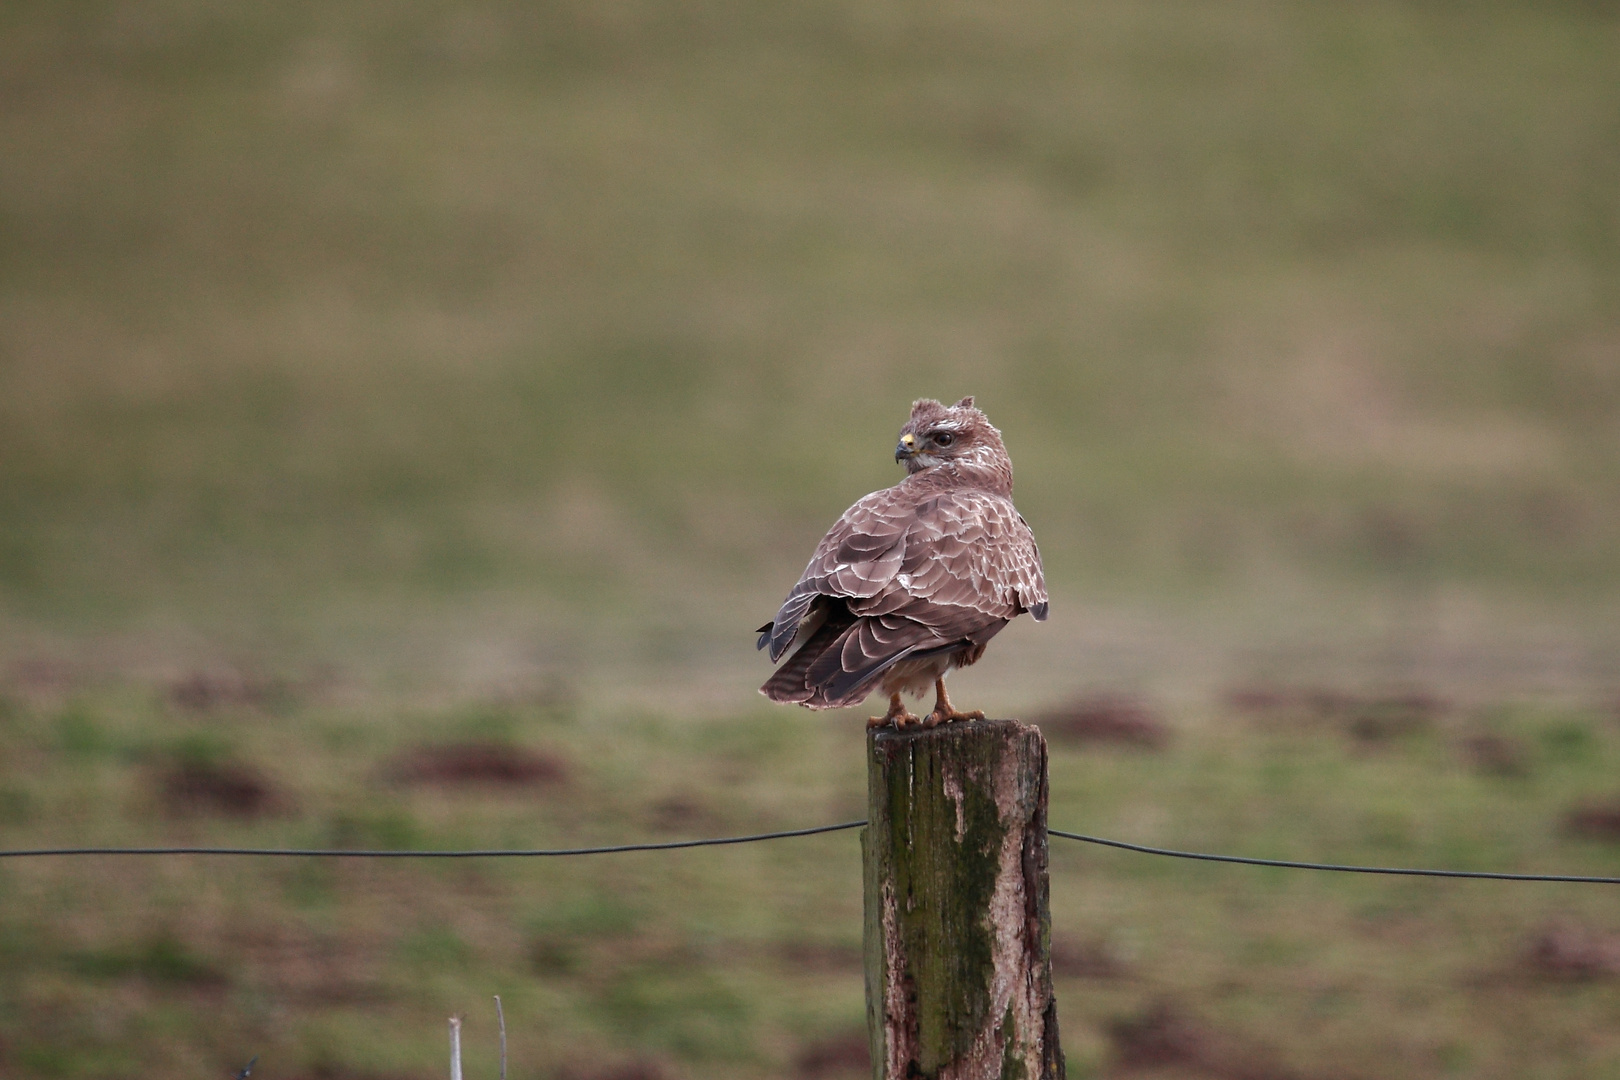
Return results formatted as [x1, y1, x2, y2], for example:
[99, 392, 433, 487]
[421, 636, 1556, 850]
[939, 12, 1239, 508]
[757, 397, 1047, 728]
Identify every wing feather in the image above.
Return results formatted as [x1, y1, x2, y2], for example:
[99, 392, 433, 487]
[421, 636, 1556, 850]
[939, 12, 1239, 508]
[759, 602, 857, 704]
[760, 472, 1047, 706]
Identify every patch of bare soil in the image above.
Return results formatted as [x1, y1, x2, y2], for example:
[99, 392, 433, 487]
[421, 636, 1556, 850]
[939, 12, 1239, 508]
[286, 1067, 431, 1080]
[387, 741, 568, 788]
[1564, 798, 1620, 841]
[168, 669, 298, 713]
[1523, 922, 1620, 981]
[1051, 936, 1133, 980]
[6, 657, 87, 696]
[796, 1031, 870, 1077]
[556, 1060, 675, 1080]
[1033, 695, 1170, 749]
[1109, 1001, 1210, 1073]
[1108, 1001, 1313, 1080]
[1344, 694, 1444, 744]
[1225, 684, 1448, 745]
[231, 927, 392, 1006]
[775, 941, 864, 973]
[157, 759, 292, 818]
[1458, 732, 1531, 777]
[645, 792, 726, 834]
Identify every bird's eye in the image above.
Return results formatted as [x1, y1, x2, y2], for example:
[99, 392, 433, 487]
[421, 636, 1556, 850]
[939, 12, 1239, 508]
[932, 432, 955, 447]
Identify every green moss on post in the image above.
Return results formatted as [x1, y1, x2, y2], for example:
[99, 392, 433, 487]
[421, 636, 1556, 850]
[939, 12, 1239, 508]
[864, 718, 1064, 1079]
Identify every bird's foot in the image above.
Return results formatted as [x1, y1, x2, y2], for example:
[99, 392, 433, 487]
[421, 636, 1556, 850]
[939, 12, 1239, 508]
[869, 693, 922, 729]
[923, 678, 984, 727]
[922, 707, 985, 728]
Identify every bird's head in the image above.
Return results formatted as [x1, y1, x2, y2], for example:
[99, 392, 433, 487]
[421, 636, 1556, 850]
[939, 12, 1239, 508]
[895, 396, 1011, 486]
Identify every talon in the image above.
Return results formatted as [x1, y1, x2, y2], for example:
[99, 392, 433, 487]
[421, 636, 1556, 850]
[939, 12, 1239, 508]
[873, 692, 920, 729]
[926, 678, 984, 727]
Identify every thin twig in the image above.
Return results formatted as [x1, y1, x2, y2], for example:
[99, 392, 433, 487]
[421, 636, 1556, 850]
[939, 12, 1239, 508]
[449, 1017, 462, 1080]
[494, 996, 507, 1080]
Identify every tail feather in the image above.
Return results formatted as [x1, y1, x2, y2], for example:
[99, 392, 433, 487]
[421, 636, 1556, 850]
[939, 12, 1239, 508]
[806, 617, 930, 704]
[759, 604, 856, 705]
[765, 609, 952, 710]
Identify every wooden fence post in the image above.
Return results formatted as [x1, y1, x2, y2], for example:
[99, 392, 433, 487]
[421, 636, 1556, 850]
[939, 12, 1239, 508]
[863, 717, 1064, 1079]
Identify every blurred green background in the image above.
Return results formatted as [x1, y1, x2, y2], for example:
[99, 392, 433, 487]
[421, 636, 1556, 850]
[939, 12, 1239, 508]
[1, 1, 1618, 1077]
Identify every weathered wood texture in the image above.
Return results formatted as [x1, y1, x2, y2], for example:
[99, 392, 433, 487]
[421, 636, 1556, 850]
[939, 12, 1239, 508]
[864, 718, 1064, 1080]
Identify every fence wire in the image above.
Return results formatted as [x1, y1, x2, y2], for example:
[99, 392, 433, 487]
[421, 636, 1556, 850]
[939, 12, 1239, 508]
[1049, 829, 1620, 884]
[1, 821, 1617, 882]
[0, 821, 868, 859]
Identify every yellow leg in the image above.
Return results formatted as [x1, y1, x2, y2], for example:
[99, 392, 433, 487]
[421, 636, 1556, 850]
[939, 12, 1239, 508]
[868, 691, 921, 729]
[924, 679, 986, 728]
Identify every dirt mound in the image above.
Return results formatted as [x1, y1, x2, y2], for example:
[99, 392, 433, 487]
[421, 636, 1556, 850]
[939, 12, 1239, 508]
[1226, 684, 1448, 744]
[1523, 922, 1620, 981]
[287, 1067, 430, 1080]
[158, 759, 291, 818]
[776, 941, 863, 973]
[1458, 732, 1531, 777]
[1033, 695, 1170, 749]
[1109, 1001, 1312, 1080]
[1050, 936, 1132, 979]
[388, 741, 569, 788]
[556, 1060, 674, 1080]
[168, 669, 300, 712]
[1565, 799, 1620, 841]
[796, 1031, 869, 1077]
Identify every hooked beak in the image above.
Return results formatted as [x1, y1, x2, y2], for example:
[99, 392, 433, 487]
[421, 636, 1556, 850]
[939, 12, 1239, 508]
[895, 433, 917, 462]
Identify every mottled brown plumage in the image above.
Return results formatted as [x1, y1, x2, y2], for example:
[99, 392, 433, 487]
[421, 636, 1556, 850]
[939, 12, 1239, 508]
[758, 397, 1047, 727]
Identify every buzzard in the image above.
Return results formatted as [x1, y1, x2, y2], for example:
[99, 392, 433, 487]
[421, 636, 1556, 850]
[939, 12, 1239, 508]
[758, 397, 1047, 727]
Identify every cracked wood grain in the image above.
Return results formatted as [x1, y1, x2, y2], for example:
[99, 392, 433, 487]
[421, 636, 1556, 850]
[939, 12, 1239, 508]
[863, 718, 1064, 1080]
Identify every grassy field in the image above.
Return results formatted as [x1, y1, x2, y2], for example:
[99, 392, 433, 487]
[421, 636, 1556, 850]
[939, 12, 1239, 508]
[2, 0, 1619, 631]
[1, 683, 1618, 1079]
[2, 0, 1619, 1076]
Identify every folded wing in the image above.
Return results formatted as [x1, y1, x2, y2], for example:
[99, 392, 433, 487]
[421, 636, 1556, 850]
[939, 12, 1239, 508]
[759, 484, 1046, 709]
